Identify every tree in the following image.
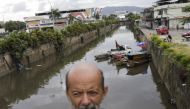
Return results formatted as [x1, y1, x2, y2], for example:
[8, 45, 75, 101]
[68, 14, 74, 24]
[49, 8, 61, 20]
[5, 21, 26, 32]
[126, 13, 141, 22]
[181, 5, 190, 24]
[95, 12, 100, 20]
[108, 14, 117, 20]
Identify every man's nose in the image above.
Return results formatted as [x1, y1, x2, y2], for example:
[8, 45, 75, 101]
[81, 94, 91, 105]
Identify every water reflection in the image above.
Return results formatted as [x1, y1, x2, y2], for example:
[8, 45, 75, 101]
[0, 26, 175, 109]
[127, 63, 148, 76]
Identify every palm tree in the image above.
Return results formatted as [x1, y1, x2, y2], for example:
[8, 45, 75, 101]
[68, 14, 74, 24]
[49, 8, 61, 20]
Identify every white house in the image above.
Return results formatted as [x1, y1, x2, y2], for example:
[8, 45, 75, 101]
[115, 11, 129, 20]
[154, 2, 190, 29]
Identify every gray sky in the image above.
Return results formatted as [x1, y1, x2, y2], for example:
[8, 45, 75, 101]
[0, 0, 158, 21]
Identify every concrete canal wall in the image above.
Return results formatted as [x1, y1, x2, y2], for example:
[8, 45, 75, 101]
[0, 24, 118, 78]
[148, 41, 190, 109]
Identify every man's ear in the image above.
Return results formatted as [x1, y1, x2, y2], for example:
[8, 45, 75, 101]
[66, 91, 71, 100]
[103, 86, 108, 96]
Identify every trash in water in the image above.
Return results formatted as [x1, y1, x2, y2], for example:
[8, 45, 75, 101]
[25, 67, 32, 70]
[36, 65, 42, 67]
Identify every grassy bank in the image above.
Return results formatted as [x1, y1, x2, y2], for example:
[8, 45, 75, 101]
[151, 35, 190, 72]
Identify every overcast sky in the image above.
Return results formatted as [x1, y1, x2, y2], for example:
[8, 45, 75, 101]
[0, 0, 157, 21]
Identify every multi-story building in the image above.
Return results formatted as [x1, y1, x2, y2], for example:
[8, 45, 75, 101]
[154, 2, 190, 29]
[24, 8, 102, 32]
[141, 7, 154, 29]
[24, 16, 48, 32]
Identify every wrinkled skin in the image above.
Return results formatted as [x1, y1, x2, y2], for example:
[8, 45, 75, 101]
[66, 64, 108, 109]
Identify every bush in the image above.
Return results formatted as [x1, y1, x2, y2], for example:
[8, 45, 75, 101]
[160, 42, 171, 49]
[151, 35, 162, 45]
[0, 19, 118, 60]
[180, 56, 190, 67]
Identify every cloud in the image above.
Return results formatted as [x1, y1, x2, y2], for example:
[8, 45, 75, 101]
[12, 1, 30, 13]
[0, 0, 157, 21]
[38, 1, 47, 11]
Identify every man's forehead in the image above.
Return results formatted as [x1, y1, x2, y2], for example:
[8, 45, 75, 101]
[69, 63, 100, 76]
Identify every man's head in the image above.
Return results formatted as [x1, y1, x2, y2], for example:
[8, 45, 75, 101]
[65, 63, 108, 109]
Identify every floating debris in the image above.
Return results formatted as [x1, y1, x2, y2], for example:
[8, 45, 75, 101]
[170, 98, 176, 105]
[36, 65, 42, 67]
[25, 67, 32, 70]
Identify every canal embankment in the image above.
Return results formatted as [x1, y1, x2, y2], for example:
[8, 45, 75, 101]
[0, 22, 119, 78]
[141, 29, 190, 109]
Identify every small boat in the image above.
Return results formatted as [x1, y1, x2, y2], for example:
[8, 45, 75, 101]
[115, 58, 128, 66]
[127, 51, 151, 61]
[107, 48, 132, 56]
[95, 53, 110, 60]
[112, 53, 125, 60]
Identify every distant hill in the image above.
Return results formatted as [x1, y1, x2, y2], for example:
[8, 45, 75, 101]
[102, 6, 144, 16]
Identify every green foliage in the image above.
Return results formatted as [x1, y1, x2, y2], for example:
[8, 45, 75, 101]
[0, 19, 117, 60]
[181, 6, 190, 24]
[182, 5, 190, 12]
[179, 56, 190, 67]
[187, 64, 190, 72]
[151, 35, 162, 45]
[49, 8, 61, 20]
[174, 53, 186, 61]
[126, 13, 141, 22]
[5, 21, 26, 32]
[160, 42, 171, 49]
[150, 33, 190, 72]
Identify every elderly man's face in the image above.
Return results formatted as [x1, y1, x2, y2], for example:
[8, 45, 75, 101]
[66, 66, 108, 109]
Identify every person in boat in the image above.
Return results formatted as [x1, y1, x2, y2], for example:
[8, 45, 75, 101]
[119, 45, 125, 50]
[65, 63, 108, 109]
[115, 40, 124, 50]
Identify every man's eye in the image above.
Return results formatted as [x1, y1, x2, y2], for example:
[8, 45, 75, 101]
[72, 92, 81, 97]
[88, 91, 98, 96]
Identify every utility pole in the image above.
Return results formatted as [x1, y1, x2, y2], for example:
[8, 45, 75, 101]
[48, 0, 55, 29]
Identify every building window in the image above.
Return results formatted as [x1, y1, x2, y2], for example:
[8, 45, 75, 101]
[164, 9, 167, 14]
[158, 10, 163, 15]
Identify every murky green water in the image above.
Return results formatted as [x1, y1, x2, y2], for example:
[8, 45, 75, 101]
[0, 26, 176, 109]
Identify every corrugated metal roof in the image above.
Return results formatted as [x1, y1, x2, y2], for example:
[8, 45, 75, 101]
[24, 16, 47, 22]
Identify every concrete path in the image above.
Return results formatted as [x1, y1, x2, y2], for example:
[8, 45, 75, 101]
[141, 28, 190, 46]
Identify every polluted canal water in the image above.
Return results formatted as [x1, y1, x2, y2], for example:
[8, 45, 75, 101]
[0, 26, 176, 109]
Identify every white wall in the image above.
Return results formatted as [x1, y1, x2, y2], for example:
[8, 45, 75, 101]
[154, 2, 190, 19]
[0, 28, 5, 33]
[154, 2, 190, 29]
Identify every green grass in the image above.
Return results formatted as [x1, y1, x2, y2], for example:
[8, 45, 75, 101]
[151, 35, 190, 72]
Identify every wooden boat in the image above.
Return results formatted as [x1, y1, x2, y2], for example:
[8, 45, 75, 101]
[107, 48, 132, 56]
[115, 58, 128, 66]
[95, 53, 110, 60]
[127, 51, 151, 61]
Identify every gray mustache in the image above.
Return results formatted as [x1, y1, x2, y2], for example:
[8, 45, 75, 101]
[77, 104, 98, 109]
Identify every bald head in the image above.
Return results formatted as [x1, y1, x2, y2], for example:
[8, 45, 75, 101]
[65, 63, 104, 92]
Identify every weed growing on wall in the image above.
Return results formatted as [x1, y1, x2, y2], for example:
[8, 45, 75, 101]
[151, 35, 190, 72]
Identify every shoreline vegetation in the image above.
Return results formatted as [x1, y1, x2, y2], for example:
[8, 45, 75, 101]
[150, 35, 190, 72]
[0, 19, 118, 61]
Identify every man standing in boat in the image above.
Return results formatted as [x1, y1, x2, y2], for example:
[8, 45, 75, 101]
[115, 40, 125, 50]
